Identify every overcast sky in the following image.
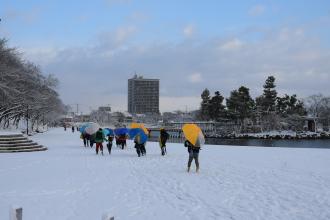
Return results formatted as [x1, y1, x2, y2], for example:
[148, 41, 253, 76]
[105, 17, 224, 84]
[1, 0, 330, 113]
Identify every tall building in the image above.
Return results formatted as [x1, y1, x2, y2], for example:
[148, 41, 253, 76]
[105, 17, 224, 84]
[128, 74, 159, 114]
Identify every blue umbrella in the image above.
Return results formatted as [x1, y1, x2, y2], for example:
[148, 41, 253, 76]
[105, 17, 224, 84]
[129, 128, 148, 144]
[79, 123, 91, 133]
[103, 128, 114, 136]
[136, 132, 148, 144]
[102, 129, 109, 136]
[114, 128, 129, 136]
[128, 128, 142, 139]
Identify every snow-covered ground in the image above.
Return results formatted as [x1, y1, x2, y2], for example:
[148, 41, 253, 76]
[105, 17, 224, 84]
[1, 128, 330, 220]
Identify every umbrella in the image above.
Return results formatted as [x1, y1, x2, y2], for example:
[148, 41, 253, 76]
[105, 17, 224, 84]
[103, 128, 114, 136]
[128, 128, 144, 138]
[85, 122, 100, 135]
[114, 128, 129, 136]
[130, 123, 149, 135]
[79, 123, 91, 133]
[129, 128, 148, 144]
[182, 124, 205, 148]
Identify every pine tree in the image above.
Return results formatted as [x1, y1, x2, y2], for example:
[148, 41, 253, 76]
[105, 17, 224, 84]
[256, 76, 277, 114]
[276, 94, 306, 117]
[199, 88, 211, 120]
[226, 86, 255, 122]
[209, 91, 225, 121]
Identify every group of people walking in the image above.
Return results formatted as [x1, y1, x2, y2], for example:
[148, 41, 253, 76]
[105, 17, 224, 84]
[63, 125, 79, 133]
[80, 128, 116, 155]
[70, 126, 201, 173]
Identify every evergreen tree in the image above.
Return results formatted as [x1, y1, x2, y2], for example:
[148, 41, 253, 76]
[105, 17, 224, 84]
[276, 94, 306, 117]
[199, 88, 211, 120]
[226, 90, 240, 121]
[256, 76, 277, 113]
[226, 86, 255, 122]
[275, 95, 289, 116]
[209, 91, 225, 121]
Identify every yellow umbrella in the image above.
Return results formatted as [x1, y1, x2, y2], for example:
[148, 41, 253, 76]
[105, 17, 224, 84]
[130, 122, 149, 135]
[182, 124, 205, 148]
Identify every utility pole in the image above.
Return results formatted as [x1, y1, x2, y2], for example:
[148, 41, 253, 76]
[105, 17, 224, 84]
[26, 105, 29, 135]
[42, 114, 45, 130]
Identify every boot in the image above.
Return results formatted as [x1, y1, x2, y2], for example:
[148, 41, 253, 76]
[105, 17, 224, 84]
[196, 166, 199, 173]
[187, 167, 190, 172]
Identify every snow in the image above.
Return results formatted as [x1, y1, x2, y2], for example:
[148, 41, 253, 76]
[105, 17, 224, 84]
[234, 130, 330, 139]
[0, 130, 22, 135]
[1, 128, 330, 220]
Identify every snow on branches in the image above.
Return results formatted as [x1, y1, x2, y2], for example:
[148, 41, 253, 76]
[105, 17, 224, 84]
[0, 38, 65, 128]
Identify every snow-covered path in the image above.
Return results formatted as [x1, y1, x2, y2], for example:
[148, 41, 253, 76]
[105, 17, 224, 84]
[1, 128, 330, 220]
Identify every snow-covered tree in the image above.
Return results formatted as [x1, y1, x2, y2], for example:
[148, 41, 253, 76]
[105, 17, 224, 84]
[305, 94, 330, 131]
[276, 94, 306, 117]
[0, 38, 65, 129]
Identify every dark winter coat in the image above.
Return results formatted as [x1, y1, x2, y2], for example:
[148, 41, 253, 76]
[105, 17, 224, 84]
[184, 140, 200, 153]
[118, 134, 127, 141]
[160, 129, 169, 142]
[95, 130, 105, 143]
[108, 136, 114, 143]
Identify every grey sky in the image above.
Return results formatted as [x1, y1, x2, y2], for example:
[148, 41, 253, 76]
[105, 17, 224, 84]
[21, 25, 329, 113]
[2, 1, 329, 113]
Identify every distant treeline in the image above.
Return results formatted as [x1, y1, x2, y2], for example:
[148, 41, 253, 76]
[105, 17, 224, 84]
[0, 38, 65, 128]
[197, 76, 330, 132]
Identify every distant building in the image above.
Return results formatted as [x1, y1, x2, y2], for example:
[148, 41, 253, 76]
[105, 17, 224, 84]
[59, 115, 73, 126]
[128, 74, 159, 114]
[74, 114, 91, 123]
[98, 106, 111, 112]
[110, 111, 133, 127]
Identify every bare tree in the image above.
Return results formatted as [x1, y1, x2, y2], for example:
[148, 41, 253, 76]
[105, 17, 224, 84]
[305, 94, 330, 132]
[0, 38, 65, 129]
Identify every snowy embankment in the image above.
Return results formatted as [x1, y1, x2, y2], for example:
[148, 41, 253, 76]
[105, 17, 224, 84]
[224, 130, 330, 139]
[1, 128, 330, 220]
